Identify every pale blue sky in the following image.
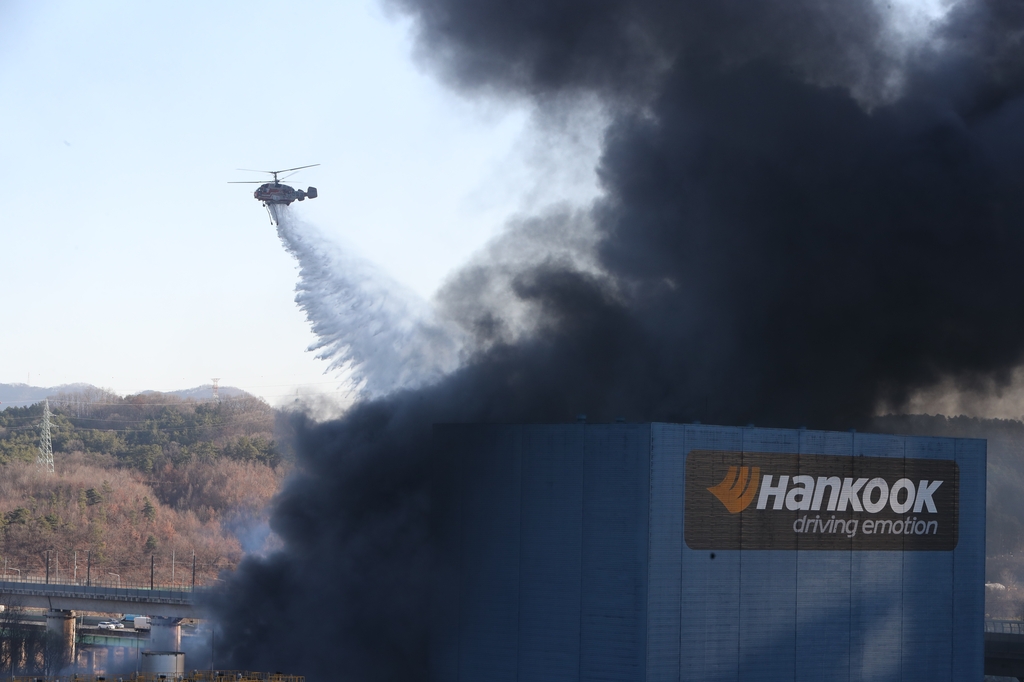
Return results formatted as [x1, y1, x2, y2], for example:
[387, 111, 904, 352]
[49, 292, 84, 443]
[0, 0, 601, 402]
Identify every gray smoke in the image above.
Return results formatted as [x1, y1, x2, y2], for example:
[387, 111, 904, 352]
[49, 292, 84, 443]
[210, 1, 1024, 679]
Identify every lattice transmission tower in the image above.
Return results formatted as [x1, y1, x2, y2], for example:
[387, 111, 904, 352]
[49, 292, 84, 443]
[37, 399, 54, 474]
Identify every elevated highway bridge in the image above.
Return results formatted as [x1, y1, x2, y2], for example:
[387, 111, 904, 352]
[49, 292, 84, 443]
[0, 577, 209, 664]
[0, 578, 205, 618]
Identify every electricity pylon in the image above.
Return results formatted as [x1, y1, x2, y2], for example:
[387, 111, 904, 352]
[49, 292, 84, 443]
[37, 399, 54, 474]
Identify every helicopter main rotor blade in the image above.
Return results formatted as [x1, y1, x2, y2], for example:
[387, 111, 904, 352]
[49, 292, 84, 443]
[227, 181, 267, 184]
[272, 163, 319, 173]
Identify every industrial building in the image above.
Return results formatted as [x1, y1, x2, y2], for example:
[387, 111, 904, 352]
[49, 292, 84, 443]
[431, 423, 985, 681]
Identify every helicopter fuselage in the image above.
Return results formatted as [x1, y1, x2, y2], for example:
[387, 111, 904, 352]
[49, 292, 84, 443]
[254, 182, 318, 205]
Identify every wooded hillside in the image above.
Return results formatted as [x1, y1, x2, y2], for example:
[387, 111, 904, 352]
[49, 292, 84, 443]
[0, 392, 288, 586]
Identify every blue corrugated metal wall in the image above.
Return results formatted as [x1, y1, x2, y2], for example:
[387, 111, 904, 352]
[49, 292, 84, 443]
[518, 425, 584, 682]
[457, 425, 521, 682]
[433, 424, 651, 682]
[952, 436, 986, 677]
[580, 426, 650, 682]
[433, 423, 985, 682]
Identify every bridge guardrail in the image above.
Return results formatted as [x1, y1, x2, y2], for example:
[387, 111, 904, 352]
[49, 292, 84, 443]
[985, 619, 1024, 635]
[0, 579, 209, 605]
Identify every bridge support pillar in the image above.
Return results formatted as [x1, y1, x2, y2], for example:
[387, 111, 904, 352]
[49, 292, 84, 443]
[149, 617, 181, 652]
[79, 648, 94, 673]
[45, 609, 75, 670]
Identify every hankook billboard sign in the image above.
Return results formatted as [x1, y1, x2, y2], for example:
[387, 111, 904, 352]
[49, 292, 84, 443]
[684, 450, 959, 550]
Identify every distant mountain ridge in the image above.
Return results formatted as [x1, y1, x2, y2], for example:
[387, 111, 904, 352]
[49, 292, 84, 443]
[140, 385, 250, 401]
[0, 382, 250, 407]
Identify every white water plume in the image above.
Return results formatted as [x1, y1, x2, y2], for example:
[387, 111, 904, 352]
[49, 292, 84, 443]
[271, 205, 465, 398]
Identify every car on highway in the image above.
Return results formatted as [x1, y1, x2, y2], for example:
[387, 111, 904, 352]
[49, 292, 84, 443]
[97, 620, 124, 630]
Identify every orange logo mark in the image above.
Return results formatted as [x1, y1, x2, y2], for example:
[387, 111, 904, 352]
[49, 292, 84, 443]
[707, 466, 761, 513]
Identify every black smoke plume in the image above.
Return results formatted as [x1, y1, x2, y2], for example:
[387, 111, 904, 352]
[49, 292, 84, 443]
[212, 1, 1024, 679]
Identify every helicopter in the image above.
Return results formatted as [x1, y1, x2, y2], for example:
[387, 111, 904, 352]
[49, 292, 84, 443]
[230, 164, 319, 215]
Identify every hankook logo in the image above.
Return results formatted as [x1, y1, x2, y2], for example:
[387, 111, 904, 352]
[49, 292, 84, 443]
[685, 450, 959, 551]
[707, 466, 761, 513]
